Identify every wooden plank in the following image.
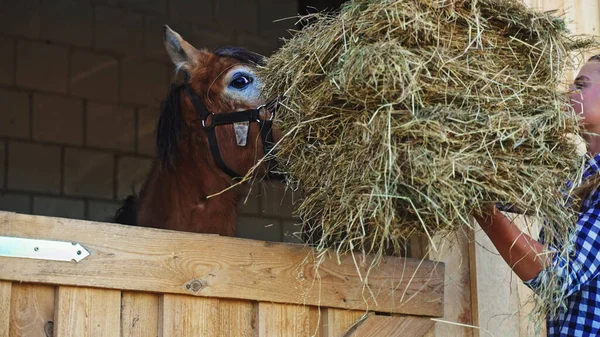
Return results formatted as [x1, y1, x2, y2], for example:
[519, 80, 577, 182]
[218, 300, 256, 337]
[468, 227, 480, 337]
[472, 216, 527, 337]
[409, 230, 475, 337]
[428, 229, 475, 337]
[323, 308, 364, 337]
[258, 303, 321, 337]
[0, 211, 444, 316]
[309, 306, 323, 337]
[0, 282, 10, 337]
[159, 295, 220, 337]
[9, 283, 55, 337]
[54, 286, 121, 337]
[121, 292, 159, 337]
[345, 315, 435, 337]
[160, 296, 256, 337]
[409, 234, 429, 259]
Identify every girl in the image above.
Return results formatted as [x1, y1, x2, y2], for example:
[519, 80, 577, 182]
[475, 55, 600, 336]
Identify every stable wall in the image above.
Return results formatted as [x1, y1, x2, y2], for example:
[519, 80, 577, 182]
[0, 0, 301, 243]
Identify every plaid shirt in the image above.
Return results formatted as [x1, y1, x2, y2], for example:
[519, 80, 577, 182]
[525, 153, 600, 336]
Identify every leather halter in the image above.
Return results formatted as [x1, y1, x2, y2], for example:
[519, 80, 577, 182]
[184, 79, 281, 180]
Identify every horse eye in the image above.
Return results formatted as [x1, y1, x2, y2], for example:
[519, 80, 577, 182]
[230, 75, 252, 89]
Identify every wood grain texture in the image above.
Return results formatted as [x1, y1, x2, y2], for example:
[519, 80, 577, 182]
[473, 217, 529, 337]
[468, 227, 480, 337]
[160, 295, 220, 337]
[345, 315, 435, 337]
[218, 300, 256, 337]
[54, 286, 121, 337]
[9, 283, 55, 337]
[0, 282, 10, 337]
[121, 292, 159, 337]
[427, 229, 475, 337]
[258, 303, 321, 337]
[323, 309, 365, 337]
[160, 296, 257, 337]
[0, 211, 444, 316]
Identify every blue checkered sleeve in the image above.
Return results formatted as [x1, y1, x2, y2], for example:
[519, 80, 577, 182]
[518, 153, 600, 336]
[524, 186, 600, 336]
[525, 187, 600, 297]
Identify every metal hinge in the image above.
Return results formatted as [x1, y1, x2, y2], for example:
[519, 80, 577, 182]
[0, 236, 90, 262]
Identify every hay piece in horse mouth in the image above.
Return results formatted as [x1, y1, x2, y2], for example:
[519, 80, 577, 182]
[257, 0, 598, 321]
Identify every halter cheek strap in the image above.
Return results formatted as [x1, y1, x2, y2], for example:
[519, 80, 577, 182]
[184, 80, 280, 180]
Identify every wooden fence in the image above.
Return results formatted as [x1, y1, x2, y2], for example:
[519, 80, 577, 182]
[0, 211, 444, 337]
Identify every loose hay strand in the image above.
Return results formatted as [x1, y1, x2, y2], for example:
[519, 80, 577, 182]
[258, 0, 599, 324]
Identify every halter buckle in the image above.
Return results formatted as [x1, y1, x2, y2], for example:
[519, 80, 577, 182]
[202, 113, 215, 128]
[256, 104, 275, 123]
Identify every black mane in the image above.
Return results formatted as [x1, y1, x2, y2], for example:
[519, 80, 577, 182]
[156, 83, 185, 170]
[213, 46, 266, 66]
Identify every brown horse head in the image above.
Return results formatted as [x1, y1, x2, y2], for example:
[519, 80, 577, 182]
[114, 26, 281, 236]
[161, 25, 279, 178]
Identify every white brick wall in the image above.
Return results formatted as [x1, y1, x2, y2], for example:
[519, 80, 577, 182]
[16, 41, 69, 93]
[33, 94, 84, 145]
[70, 51, 120, 101]
[0, 0, 40, 39]
[40, 0, 94, 48]
[64, 148, 115, 198]
[0, 37, 14, 85]
[94, 6, 144, 55]
[121, 0, 168, 15]
[7, 142, 61, 194]
[86, 102, 136, 151]
[0, 0, 300, 243]
[0, 142, 5, 188]
[0, 89, 30, 139]
[120, 59, 169, 105]
[0, 192, 31, 214]
[116, 155, 152, 198]
[168, 0, 213, 25]
[33, 196, 85, 219]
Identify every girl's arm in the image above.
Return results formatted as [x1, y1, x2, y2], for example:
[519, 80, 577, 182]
[474, 205, 549, 282]
[478, 195, 600, 298]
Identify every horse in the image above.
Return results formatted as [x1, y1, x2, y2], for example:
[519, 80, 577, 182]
[114, 26, 281, 237]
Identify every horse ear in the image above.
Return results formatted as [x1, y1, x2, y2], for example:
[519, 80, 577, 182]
[163, 25, 198, 72]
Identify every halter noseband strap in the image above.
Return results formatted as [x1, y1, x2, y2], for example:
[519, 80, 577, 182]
[184, 78, 280, 180]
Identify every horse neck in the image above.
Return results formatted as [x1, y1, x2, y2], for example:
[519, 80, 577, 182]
[137, 135, 240, 236]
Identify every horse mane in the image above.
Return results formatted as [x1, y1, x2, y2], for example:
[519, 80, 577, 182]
[213, 46, 265, 66]
[114, 195, 138, 226]
[156, 83, 186, 170]
[114, 83, 186, 226]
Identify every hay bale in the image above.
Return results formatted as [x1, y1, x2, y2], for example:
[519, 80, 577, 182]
[258, 0, 596, 318]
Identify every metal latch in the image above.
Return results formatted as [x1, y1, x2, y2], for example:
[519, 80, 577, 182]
[0, 236, 90, 262]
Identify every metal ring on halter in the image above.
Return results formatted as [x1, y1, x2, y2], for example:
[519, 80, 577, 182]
[256, 104, 275, 122]
[202, 113, 215, 128]
[256, 105, 266, 123]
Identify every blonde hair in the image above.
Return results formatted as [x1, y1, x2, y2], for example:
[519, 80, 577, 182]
[571, 54, 600, 210]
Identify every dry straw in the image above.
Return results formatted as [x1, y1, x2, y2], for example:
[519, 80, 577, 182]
[258, 0, 597, 320]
